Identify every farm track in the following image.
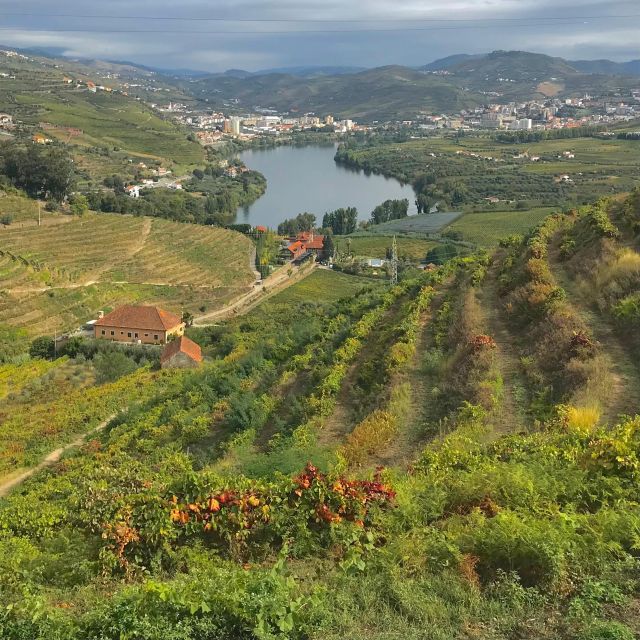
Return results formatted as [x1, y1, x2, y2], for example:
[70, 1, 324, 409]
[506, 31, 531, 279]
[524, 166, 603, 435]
[548, 245, 640, 423]
[319, 296, 410, 448]
[477, 261, 530, 434]
[193, 262, 317, 325]
[0, 413, 116, 498]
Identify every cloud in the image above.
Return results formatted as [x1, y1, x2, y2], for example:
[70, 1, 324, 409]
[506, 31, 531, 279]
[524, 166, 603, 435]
[0, 0, 638, 70]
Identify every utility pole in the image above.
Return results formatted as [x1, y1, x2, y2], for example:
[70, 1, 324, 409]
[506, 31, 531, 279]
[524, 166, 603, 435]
[37, 200, 41, 227]
[390, 235, 398, 286]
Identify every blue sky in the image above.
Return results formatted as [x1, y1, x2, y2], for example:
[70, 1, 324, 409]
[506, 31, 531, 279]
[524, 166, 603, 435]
[1, 0, 639, 71]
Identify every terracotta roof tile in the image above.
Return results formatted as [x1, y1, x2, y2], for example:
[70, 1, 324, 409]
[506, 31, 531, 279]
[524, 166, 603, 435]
[161, 336, 203, 364]
[95, 305, 183, 331]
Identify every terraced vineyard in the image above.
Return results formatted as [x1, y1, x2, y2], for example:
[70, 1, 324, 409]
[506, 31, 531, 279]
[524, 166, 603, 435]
[0, 212, 256, 334]
[3, 194, 640, 638]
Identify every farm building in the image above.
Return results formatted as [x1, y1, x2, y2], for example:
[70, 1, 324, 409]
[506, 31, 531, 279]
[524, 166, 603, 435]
[160, 336, 203, 369]
[94, 305, 184, 344]
[285, 231, 326, 261]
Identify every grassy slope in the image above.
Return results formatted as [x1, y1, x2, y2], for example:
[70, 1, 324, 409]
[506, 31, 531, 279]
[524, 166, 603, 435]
[335, 235, 440, 260]
[444, 208, 554, 247]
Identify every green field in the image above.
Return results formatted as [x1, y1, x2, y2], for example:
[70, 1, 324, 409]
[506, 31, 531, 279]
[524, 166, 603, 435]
[335, 235, 440, 260]
[266, 269, 377, 306]
[359, 212, 462, 235]
[338, 133, 640, 209]
[0, 212, 255, 335]
[444, 208, 555, 247]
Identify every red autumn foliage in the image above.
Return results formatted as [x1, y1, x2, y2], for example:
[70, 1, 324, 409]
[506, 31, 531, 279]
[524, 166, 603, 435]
[469, 334, 497, 352]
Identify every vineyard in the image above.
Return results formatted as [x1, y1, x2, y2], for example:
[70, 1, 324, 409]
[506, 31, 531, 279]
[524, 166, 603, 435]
[0, 212, 256, 334]
[1, 192, 640, 638]
[443, 207, 554, 247]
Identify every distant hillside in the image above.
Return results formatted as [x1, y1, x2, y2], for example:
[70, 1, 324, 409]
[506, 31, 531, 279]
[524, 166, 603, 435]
[429, 50, 639, 99]
[193, 65, 485, 120]
[570, 58, 640, 77]
[420, 54, 484, 71]
[0, 49, 204, 168]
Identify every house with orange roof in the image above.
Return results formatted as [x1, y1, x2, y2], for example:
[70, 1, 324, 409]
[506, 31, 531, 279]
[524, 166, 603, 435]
[160, 336, 203, 369]
[94, 305, 184, 344]
[285, 231, 326, 262]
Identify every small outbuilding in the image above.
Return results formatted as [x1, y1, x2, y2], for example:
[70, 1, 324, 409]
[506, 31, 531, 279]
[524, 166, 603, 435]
[160, 336, 203, 369]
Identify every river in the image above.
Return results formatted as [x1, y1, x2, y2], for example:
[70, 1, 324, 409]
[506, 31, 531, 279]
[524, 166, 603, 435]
[235, 144, 417, 228]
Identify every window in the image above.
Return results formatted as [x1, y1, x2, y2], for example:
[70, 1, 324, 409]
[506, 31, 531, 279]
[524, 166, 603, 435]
[101, 330, 105, 335]
[154, 334, 159, 340]
[144, 333, 148, 337]
[110, 330, 114, 336]
[127, 332, 132, 338]
[134, 333, 138, 339]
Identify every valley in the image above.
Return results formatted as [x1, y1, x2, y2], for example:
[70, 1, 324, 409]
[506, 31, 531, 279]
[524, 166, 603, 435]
[2, 38, 640, 640]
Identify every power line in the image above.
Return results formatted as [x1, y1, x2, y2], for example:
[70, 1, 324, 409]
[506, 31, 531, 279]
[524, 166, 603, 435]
[0, 21, 615, 35]
[1, 12, 639, 23]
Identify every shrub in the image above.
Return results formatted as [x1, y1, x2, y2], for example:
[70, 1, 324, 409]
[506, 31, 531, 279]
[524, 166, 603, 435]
[28, 336, 55, 360]
[579, 621, 635, 640]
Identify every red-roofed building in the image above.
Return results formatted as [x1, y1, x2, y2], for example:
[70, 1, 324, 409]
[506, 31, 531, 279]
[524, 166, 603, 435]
[94, 305, 184, 344]
[161, 336, 203, 369]
[285, 231, 325, 261]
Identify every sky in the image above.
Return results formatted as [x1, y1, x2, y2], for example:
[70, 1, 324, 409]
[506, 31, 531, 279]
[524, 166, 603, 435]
[0, 0, 639, 72]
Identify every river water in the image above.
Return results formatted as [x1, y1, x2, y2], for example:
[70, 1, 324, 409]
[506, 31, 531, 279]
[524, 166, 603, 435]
[235, 144, 417, 228]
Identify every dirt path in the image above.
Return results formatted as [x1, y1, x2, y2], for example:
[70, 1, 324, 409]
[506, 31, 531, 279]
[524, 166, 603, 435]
[193, 261, 317, 325]
[476, 261, 529, 434]
[548, 247, 640, 422]
[373, 302, 435, 468]
[0, 414, 116, 498]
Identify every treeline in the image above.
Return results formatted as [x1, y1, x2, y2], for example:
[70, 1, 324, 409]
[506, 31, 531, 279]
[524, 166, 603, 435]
[86, 188, 234, 226]
[336, 142, 566, 210]
[322, 207, 358, 235]
[617, 132, 640, 140]
[494, 126, 605, 144]
[89, 167, 266, 226]
[0, 141, 74, 202]
[370, 198, 409, 224]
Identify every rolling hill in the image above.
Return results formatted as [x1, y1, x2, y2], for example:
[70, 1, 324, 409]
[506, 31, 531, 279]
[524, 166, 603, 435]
[0, 48, 204, 169]
[191, 65, 485, 120]
[421, 50, 640, 99]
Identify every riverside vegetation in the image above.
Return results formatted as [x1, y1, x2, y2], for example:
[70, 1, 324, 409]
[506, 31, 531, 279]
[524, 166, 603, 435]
[1, 191, 640, 638]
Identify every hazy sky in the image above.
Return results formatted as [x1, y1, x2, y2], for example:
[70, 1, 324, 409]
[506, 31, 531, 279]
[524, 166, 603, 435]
[1, 0, 639, 71]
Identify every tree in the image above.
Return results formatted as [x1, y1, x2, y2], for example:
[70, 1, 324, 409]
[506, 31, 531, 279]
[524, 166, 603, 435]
[322, 207, 358, 235]
[323, 233, 335, 260]
[69, 193, 89, 216]
[425, 244, 460, 265]
[29, 336, 55, 360]
[277, 213, 316, 236]
[182, 311, 195, 328]
[370, 199, 409, 225]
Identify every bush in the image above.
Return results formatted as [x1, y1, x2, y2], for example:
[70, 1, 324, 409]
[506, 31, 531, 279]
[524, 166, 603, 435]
[579, 621, 635, 640]
[28, 336, 55, 360]
[94, 350, 138, 383]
